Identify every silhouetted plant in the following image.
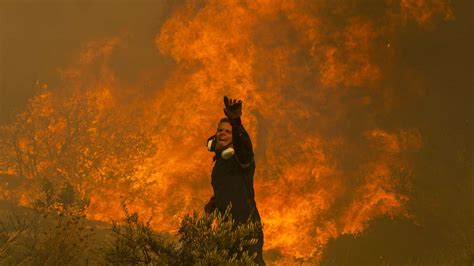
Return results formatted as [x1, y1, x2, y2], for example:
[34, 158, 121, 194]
[0, 206, 99, 265]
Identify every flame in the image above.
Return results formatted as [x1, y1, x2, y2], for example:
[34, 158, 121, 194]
[0, 0, 451, 264]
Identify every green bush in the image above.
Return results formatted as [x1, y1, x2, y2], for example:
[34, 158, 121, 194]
[106, 205, 260, 265]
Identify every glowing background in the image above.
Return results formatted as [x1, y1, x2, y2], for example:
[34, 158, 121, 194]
[0, 0, 471, 264]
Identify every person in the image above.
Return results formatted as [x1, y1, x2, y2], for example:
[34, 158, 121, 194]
[204, 96, 264, 265]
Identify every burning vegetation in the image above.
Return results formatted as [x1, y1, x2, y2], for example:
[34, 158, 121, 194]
[1, 0, 471, 265]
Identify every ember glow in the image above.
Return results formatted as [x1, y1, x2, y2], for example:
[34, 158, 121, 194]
[0, 0, 459, 264]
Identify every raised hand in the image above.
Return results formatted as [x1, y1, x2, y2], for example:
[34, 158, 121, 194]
[223, 96, 242, 119]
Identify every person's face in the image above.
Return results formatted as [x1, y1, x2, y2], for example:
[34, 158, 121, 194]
[215, 122, 232, 150]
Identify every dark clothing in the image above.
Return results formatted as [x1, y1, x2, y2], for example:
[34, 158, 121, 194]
[210, 118, 264, 264]
[211, 151, 259, 223]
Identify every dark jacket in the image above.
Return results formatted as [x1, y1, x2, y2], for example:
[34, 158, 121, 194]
[209, 118, 265, 265]
[211, 118, 261, 224]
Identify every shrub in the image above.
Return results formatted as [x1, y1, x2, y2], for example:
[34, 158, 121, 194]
[106, 205, 260, 265]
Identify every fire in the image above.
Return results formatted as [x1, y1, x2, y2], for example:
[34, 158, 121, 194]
[0, 0, 452, 264]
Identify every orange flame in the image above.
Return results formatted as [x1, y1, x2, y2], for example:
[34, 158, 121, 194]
[0, 0, 451, 264]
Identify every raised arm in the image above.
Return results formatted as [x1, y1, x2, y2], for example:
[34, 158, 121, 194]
[229, 117, 254, 166]
[223, 96, 254, 167]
